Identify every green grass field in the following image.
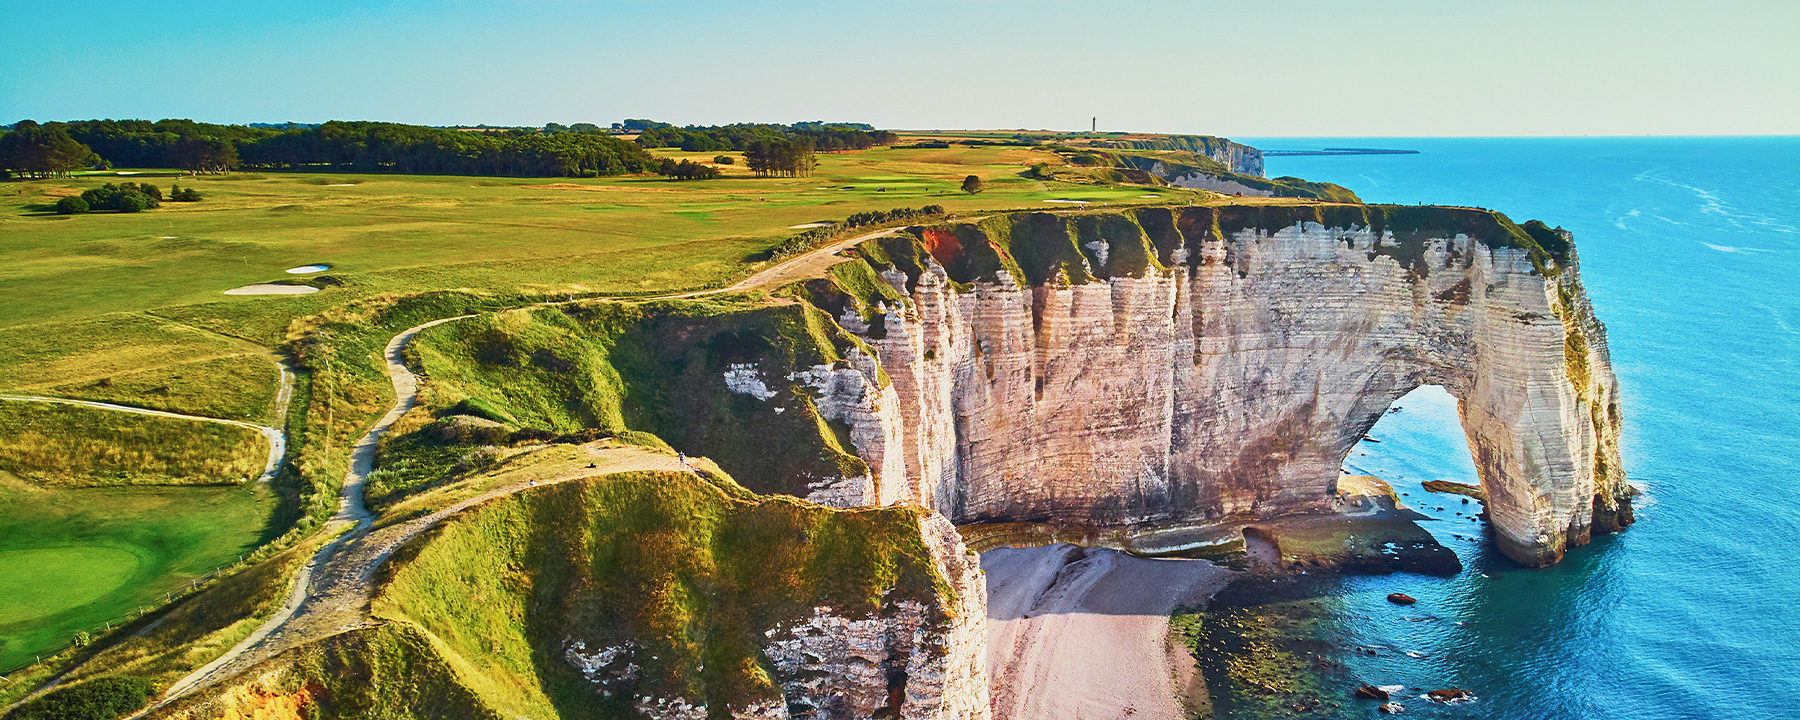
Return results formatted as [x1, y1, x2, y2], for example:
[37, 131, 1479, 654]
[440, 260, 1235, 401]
[0, 144, 1185, 333]
[0, 482, 277, 670]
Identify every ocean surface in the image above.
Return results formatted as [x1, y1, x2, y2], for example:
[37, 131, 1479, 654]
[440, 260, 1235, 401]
[1229, 137, 1800, 719]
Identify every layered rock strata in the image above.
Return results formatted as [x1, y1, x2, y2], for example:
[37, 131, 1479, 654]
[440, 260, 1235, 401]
[809, 205, 1631, 566]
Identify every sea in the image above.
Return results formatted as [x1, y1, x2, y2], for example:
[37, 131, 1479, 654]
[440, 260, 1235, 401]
[1215, 137, 1800, 720]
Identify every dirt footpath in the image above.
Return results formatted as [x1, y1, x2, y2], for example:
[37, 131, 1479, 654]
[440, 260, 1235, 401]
[983, 544, 1232, 720]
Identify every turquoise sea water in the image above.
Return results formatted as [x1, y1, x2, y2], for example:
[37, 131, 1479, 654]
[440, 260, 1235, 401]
[1236, 137, 1800, 719]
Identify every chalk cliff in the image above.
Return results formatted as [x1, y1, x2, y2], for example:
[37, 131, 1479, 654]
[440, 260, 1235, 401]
[1087, 135, 1265, 177]
[801, 204, 1632, 567]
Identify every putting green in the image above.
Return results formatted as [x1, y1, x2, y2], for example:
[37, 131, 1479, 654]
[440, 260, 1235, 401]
[0, 484, 274, 670]
[0, 546, 142, 625]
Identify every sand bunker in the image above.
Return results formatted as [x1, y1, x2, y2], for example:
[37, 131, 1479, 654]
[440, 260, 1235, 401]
[1042, 199, 1091, 205]
[787, 222, 833, 229]
[285, 265, 331, 274]
[325, 183, 358, 187]
[224, 284, 320, 296]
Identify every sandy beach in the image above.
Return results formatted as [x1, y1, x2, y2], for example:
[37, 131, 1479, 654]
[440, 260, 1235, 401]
[983, 544, 1232, 720]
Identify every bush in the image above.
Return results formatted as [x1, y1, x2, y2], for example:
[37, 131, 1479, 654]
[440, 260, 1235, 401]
[78, 182, 163, 212]
[713, 155, 734, 165]
[453, 446, 502, 476]
[169, 184, 202, 202]
[55, 196, 90, 214]
[115, 192, 149, 213]
[766, 205, 948, 260]
[7, 676, 155, 720]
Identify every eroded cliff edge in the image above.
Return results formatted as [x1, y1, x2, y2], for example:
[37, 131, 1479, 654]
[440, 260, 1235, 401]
[794, 204, 1633, 567]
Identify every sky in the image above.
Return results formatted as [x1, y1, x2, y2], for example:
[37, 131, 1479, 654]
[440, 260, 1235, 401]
[4, 0, 1796, 137]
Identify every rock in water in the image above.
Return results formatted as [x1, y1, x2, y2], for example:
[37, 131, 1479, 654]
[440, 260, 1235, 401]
[1379, 701, 1405, 714]
[1355, 684, 1390, 700]
[1387, 593, 1417, 605]
[1428, 688, 1472, 702]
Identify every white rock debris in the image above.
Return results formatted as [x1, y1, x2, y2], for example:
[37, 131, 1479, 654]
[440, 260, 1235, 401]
[722, 363, 778, 401]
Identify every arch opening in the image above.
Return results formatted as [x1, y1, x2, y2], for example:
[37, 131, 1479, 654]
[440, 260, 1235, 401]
[1339, 384, 1494, 556]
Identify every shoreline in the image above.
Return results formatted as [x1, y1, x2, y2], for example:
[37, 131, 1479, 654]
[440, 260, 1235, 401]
[977, 474, 1467, 719]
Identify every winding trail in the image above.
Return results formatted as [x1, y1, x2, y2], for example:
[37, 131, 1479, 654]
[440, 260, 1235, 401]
[133, 226, 904, 713]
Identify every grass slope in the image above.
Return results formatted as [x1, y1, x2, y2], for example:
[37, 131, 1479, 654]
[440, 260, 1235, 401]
[364, 469, 945, 718]
[388, 297, 871, 506]
[0, 400, 268, 487]
[41, 354, 282, 423]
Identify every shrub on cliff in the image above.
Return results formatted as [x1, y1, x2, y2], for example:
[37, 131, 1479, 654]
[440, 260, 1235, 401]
[7, 676, 154, 720]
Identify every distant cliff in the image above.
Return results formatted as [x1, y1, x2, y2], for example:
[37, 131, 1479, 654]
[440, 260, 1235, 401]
[1086, 135, 1264, 177]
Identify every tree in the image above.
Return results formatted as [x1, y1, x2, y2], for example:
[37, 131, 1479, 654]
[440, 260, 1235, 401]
[116, 191, 150, 212]
[658, 158, 720, 181]
[0, 121, 95, 178]
[961, 174, 983, 194]
[55, 196, 89, 214]
[171, 135, 238, 174]
[744, 138, 815, 177]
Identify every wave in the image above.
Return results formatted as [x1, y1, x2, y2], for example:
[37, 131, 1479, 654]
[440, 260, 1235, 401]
[1703, 243, 1774, 254]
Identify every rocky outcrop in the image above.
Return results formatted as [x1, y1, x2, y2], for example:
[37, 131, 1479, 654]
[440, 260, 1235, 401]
[762, 514, 989, 720]
[817, 205, 1631, 566]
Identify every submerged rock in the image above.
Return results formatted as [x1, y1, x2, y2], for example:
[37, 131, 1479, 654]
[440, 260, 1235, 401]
[1386, 593, 1417, 605]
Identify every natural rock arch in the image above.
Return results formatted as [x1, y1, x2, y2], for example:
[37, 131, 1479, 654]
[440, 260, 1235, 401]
[823, 206, 1633, 566]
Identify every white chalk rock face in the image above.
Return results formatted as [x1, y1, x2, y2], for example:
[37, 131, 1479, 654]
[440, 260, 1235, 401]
[835, 206, 1631, 567]
[760, 514, 990, 720]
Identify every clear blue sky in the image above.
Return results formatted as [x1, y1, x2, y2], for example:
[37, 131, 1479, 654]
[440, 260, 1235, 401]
[4, 0, 1795, 136]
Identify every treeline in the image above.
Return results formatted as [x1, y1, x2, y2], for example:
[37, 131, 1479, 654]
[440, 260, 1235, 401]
[0, 122, 103, 178]
[4, 119, 661, 178]
[4, 118, 900, 180]
[236, 122, 658, 176]
[633, 122, 897, 154]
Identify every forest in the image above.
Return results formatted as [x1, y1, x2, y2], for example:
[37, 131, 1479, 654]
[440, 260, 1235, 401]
[632, 122, 897, 153]
[0, 118, 891, 179]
